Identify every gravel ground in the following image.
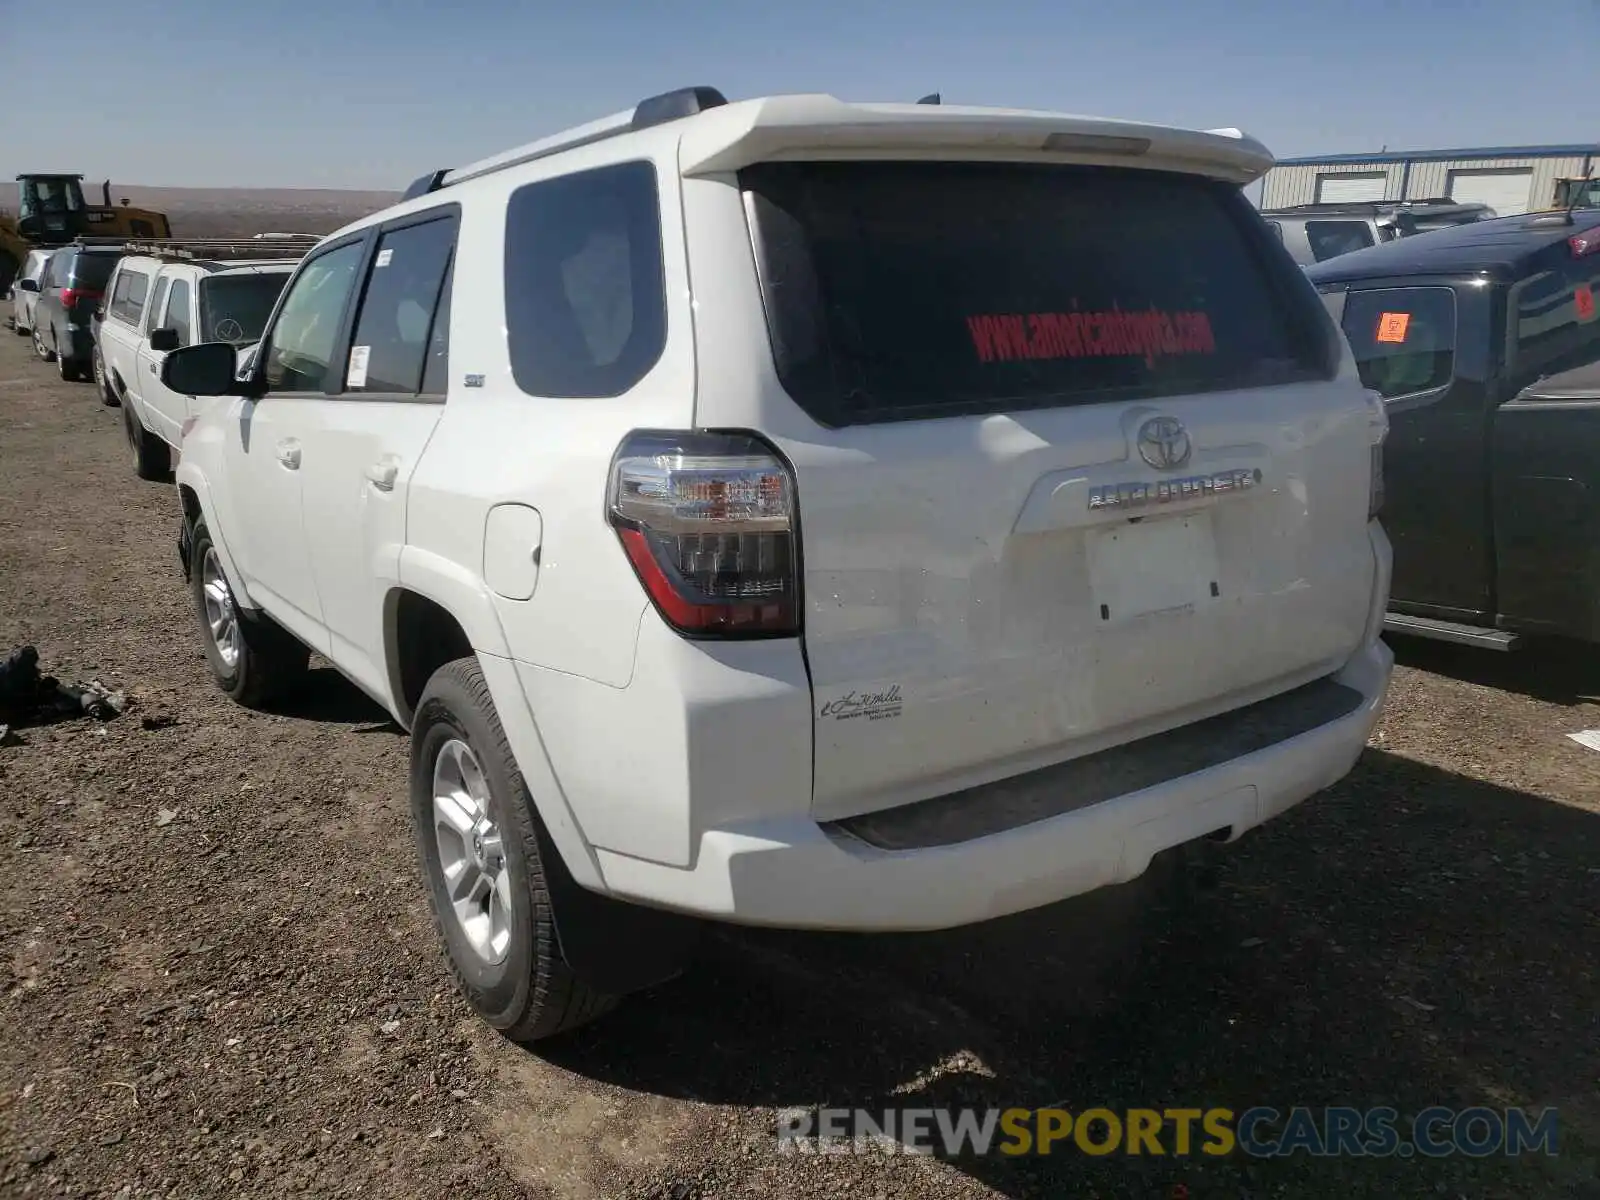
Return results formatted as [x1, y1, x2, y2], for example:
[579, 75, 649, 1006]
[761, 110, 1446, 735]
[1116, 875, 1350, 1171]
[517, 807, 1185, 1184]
[1, 327, 1597, 1199]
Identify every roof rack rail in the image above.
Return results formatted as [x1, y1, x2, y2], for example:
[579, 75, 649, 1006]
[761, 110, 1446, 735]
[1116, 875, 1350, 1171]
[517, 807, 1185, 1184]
[119, 236, 319, 262]
[402, 85, 728, 200]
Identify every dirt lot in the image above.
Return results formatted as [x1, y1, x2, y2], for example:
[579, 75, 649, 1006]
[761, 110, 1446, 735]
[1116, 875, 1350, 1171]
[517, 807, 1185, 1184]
[0, 327, 1597, 1200]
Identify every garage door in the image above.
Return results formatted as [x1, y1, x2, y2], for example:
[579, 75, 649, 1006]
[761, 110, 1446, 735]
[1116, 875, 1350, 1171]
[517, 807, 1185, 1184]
[1316, 173, 1387, 203]
[1448, 169, 1534, 216]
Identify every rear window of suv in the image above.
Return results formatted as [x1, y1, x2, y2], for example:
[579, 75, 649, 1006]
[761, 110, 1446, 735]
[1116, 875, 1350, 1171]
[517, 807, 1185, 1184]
[740, 161, 1333, 426]
[70, 253, 119, 290]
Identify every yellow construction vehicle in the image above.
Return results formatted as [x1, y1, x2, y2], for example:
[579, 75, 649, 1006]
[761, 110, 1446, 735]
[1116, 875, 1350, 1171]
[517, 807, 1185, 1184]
[1, 173, 172, 292]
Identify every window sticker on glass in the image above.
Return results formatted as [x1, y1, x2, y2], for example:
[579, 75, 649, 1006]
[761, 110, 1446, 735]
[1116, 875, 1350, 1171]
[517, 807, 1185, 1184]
[347, 344, 371, 388]
[1575, 284, 1596, 322]
[375, 249, 393, 269]
[965, 308, 1216, 365]
[1376, 312, 1410, 344]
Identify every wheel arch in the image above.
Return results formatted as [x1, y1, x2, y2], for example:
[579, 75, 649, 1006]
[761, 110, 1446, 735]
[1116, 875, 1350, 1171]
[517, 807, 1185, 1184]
[176, 472, 254, 610]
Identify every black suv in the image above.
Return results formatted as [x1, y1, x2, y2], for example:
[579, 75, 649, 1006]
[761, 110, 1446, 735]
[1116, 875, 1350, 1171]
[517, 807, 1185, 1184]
[1262, 199, 1494, 267]
[1307, 209, 1600, 650]
[21, 244, 123, 382]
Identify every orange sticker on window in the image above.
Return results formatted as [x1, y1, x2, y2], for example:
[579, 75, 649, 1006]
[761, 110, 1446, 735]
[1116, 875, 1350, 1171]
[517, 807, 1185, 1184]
[1376, 312, 1411, 343]
[1575, 284, 1596, 322]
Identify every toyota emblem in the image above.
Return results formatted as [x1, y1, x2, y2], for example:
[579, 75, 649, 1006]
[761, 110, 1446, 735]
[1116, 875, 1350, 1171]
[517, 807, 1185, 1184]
[1136, 416, 1192, 471]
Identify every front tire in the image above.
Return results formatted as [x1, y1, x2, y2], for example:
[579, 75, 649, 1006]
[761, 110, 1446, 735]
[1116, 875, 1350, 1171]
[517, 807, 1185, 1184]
[411, 658, 618, 1042]
[189, 520, 309, 707]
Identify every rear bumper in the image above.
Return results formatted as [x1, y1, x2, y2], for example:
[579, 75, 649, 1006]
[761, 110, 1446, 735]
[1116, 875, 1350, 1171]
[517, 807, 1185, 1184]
[586, 635, 1390, 931]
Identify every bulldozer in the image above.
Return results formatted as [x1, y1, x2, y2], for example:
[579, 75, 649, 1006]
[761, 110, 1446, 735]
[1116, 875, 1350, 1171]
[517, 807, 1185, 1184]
[0, 173, 172, 293]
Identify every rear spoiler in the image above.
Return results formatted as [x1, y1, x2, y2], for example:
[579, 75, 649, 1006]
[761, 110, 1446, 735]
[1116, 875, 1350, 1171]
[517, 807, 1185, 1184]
[677, 95, 1274, 185]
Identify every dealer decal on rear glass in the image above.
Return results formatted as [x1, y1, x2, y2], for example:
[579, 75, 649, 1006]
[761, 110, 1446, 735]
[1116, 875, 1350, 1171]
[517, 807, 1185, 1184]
[1376, 312, 1411, 344]
[966, 307, 1216, 366]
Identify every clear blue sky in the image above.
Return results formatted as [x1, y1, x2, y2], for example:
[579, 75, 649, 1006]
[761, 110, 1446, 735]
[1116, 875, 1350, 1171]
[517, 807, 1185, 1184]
[11, 0, 1599, 192]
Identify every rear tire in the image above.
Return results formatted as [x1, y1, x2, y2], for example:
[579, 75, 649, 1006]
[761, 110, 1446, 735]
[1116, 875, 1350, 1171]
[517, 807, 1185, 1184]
[124, 397, 171, 480]
[32, 327, 54, 362]
[189, 519, 309, 708]
[93, 347, 118, 405]
[57, 349, 84, 382]
[412, 657, 619, 1042]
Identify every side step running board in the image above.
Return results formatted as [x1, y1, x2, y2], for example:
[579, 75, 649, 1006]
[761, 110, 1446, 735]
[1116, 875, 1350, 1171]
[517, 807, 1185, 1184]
[1383, 613, 1521, 651]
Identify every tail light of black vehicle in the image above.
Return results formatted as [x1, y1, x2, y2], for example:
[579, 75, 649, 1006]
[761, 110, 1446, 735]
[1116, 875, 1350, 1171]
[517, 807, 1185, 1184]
[59, 288, 102, 312]
[607, 431, 800, 637]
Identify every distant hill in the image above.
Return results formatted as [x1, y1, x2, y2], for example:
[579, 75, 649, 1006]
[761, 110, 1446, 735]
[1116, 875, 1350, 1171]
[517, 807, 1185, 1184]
[0, 182, 399, 239]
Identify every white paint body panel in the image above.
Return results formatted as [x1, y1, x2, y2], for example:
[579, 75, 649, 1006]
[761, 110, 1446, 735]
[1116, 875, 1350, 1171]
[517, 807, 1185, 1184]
[178, 93, 1394, 933]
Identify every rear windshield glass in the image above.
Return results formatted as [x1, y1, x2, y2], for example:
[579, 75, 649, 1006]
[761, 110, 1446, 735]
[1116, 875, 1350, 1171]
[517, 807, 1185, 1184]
[71, 253, 120, 289]
[200, 273, 291, 344]
[741, 161, 1332, 426]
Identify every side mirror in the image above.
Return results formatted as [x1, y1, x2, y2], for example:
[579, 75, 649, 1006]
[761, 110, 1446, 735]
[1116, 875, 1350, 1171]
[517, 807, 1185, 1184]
[148, 327, 180, 353]
[17, 278, 39, 294]
[161, 342, 245, 396]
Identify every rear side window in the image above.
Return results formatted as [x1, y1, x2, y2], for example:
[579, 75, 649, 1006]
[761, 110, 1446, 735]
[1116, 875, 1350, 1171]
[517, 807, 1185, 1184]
[1339, 286, 1456, 400]
[109, 268, 150, 324]
[503, 161, 667, 398]
[165, 279, 192, 346]
[741, 161, 1331, 426]
[1305, 220, 1376, 262]
[421, 259, 452, 395]
[345, 213, 457, 394]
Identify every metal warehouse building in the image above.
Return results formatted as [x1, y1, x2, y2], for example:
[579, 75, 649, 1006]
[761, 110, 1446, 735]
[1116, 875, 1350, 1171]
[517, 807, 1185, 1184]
[1261, 144, 1597, 216]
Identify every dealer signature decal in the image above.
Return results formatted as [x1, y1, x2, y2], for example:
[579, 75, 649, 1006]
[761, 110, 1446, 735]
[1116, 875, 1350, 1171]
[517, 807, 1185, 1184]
[819, 685, 904, 723]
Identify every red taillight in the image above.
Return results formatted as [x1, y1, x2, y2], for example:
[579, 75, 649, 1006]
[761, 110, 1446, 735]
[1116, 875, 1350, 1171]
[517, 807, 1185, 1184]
[607, 431, 800, 636]
[60, 288, 102, 309]
[1569, 229, 1600, 258]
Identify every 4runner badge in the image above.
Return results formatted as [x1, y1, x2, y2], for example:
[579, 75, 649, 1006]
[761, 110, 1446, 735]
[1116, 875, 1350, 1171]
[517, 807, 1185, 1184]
[819, 686, 904, 723]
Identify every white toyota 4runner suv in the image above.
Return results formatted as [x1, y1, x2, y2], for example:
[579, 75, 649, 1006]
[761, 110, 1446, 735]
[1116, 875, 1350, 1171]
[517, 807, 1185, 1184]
[161, 87, 1393, 1041]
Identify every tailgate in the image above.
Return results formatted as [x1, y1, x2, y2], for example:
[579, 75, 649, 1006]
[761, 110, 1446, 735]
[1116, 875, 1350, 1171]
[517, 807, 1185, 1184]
[730, 159, 1371, 820]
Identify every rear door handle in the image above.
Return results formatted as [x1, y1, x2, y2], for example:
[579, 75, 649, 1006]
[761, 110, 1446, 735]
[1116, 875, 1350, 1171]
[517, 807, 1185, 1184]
[364, 457, 399, 492]
[276, 439, 301, 470]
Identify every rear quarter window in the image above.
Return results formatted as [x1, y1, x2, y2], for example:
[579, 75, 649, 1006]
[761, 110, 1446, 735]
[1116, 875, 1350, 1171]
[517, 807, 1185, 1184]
[108, 268, 150, 324]
[503, 161, 666, 399]
[740, 161, 1334, 427]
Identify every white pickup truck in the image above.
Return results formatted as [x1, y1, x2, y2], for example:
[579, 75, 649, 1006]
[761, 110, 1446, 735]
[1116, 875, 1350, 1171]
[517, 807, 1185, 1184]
[98, 249, 300, 478]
